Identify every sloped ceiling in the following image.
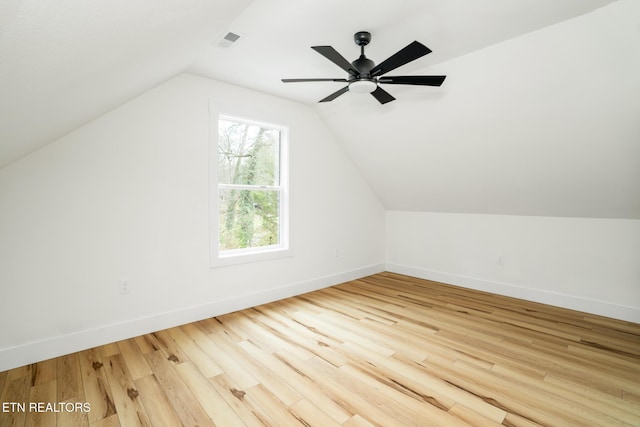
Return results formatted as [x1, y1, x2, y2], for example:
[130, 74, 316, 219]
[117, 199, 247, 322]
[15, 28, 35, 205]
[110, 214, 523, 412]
[2, 0, 638, 218]
[312, 1, 640, 219]
[0, 0, 252, 168]
[188, 0, 617, 106]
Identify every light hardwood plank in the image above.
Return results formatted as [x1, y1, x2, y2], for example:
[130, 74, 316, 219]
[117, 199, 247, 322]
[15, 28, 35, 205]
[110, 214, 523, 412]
[143, 350, 213, 426]
[165, 326, 223, 378]
[134, 374, 183, 427]
[208, 373, 273, 427]
[117, 339, 152, 380]
[90, 413, 120, 427]
[0, 376, 30, 427]
[174, 361, 246, 426]
[30, 359, 56, 387]
[25, 380, 56, 427]
[288, 398, 342, 427]
[2, 272, 638, 427]
[56, 396, 90, 427]
[102, 354, 152, 427]
[237, 339, 349, 422]
[77, 348, 116, 424]
[56, 353, 83, 404]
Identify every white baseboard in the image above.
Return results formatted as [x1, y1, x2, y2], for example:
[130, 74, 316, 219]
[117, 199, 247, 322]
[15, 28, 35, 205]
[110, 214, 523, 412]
[386, 263, 640, 324]
[0, 263, 385, 372]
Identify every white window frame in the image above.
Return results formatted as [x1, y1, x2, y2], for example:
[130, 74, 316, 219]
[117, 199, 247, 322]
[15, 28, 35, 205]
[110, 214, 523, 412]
[210, 113, 291, 267]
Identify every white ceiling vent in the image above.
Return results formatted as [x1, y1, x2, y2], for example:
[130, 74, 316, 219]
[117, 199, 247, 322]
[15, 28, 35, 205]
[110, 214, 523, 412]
[217, 31, 242, 48]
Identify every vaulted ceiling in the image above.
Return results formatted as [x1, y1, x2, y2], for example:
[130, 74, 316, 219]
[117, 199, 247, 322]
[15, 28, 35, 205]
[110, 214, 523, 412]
[0, 0, 252, 168]
[1, 0, 638, 218]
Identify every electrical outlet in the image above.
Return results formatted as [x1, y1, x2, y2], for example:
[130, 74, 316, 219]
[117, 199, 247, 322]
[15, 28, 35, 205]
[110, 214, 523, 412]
[119, 279, 132, 295]
[497, 255, 505, 265]
[334, 248, 340, 258]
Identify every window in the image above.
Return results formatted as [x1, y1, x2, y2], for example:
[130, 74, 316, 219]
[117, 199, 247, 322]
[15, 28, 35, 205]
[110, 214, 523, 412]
[211, 115, 289, 266]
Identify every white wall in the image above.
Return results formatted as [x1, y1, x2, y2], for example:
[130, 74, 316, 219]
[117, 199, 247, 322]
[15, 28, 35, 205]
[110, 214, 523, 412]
[386, 211, 640, 322]
[0, 73, 386, 371]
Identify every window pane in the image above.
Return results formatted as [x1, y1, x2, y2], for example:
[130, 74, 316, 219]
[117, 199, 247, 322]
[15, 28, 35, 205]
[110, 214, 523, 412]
[218, 120, 280, 186]
[218, 188, 280, 251]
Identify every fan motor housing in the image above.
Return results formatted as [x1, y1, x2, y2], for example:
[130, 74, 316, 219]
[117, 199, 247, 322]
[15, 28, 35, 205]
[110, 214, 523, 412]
[351, 57, 375, 77]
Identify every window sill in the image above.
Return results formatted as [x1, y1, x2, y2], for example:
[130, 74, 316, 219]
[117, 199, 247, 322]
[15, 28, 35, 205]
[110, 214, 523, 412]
[210, 247, 293, 268]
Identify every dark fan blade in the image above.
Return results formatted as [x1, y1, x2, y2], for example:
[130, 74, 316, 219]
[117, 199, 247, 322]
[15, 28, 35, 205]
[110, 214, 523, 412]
[282, 78, 348, 83]
[311, 46, 359, 74]
[378, 75, 446, 86]
[318, 86, 349, 103]
[370, 86, 395, 104]
[370, 41, 432, 77]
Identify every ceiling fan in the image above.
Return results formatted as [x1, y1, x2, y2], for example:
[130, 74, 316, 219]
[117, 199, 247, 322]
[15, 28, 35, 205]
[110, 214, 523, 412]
[282, 31, 446, 104]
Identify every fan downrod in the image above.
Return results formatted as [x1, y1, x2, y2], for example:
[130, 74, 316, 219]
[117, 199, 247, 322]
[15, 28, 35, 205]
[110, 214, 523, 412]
[352, 31, 374, 76]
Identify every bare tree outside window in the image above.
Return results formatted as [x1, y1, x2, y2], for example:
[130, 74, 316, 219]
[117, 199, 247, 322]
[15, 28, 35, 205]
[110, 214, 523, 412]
[217, 118, 283, 252]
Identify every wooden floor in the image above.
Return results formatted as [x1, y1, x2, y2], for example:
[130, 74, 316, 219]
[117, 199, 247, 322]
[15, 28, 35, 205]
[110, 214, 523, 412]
[1, 273, 639, 426]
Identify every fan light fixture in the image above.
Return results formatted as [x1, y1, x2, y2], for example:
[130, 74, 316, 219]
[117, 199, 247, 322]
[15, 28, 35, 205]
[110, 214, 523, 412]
[349, 80, 377, 94]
